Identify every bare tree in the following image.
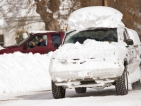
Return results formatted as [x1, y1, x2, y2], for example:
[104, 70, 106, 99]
[0, 0, 36, 29]
[34, 0, 63, 30]
[0, 0, 41, 45]
[34, 0, 80, 31]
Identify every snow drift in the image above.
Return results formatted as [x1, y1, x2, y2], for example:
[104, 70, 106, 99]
[0, 52, 53, 94]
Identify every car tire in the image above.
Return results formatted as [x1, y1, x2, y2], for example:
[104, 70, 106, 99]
[132, 80, 141, 90]
[75, 87, 87, 94]
[115, 65, 128, 95]
[52, 80, 66, 99]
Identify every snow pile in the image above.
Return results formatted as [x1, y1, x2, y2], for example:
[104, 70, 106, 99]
[0, 52, 53, 94]
[56, 39, 127, 61]
[68, 6, 124, 31]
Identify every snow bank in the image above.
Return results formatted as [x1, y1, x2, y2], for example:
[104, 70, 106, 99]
[0, 52, 53, 94]
[68, 6, 124, 31]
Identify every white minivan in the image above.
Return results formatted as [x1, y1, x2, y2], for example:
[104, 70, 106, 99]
[49, 6, 141, 99]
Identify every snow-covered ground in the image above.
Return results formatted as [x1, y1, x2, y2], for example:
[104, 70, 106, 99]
[0, 87, 141, 106]
[0, 52, 53, 94]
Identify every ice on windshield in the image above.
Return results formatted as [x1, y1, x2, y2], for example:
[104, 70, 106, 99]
[64, 28, 117, 44]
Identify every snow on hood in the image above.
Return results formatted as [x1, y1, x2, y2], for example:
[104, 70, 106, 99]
[54, 39, 127, 61]
[67, 6, 124, 31]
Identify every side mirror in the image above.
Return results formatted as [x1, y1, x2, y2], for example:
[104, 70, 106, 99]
[125, 39, 134, 45]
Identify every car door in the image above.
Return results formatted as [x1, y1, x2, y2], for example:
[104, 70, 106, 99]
[124, 28, 141, 83]
[26, 34, 50, 54]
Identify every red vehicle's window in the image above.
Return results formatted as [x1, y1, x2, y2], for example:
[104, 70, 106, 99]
[64, 28, 117, 44]
[51, 34, 61, 48]
[28, 35, 48, 48]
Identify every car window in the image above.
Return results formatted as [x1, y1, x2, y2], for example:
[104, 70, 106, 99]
[64, 28, 118, 44]
[51, 34, 61, 48]
[18, 35, 30, 46]
[32, 36, 38, 44]
[28, 35, 47, 48]
[42, 35, 48, 45]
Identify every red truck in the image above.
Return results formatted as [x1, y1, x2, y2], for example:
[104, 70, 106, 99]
[0, 31, 64, 54]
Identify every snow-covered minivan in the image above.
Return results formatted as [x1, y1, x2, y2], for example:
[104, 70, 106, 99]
[49, 6, 141, 99]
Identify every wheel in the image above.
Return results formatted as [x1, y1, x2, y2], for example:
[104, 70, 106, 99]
[115, 66, 128, 95]
[132, 80, 141, 90]
[51, 80, 66, 99]
[75, 87, 87, 94]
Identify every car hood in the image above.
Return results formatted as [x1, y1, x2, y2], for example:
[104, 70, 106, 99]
[52, 39, 128, 61]
[3, 45, 19, 49]
[0, 45, 19, 54]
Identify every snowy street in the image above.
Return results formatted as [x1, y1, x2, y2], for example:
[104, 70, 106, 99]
[0, 87, 141, 106]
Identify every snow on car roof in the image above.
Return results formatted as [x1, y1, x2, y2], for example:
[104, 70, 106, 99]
[67, 6, 124, 31]
[29, 31, 57, 34]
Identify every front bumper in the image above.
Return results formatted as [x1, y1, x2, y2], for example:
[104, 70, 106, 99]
[50, 60, 124, 82]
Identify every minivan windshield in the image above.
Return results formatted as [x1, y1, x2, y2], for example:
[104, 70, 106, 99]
[64, 28, 117, 44]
